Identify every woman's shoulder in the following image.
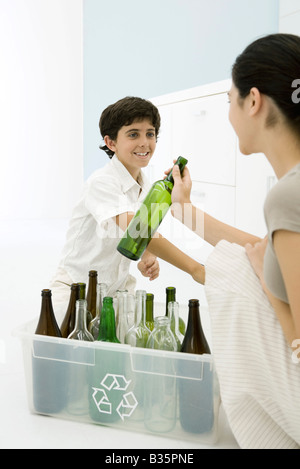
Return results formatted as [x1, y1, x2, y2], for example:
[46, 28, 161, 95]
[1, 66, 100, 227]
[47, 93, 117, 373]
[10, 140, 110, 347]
[264, 163, 300, 224]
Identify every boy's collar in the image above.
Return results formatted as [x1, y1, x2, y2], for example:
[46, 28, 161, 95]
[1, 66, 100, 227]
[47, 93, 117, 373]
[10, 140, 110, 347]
[111, 155, 146, 193]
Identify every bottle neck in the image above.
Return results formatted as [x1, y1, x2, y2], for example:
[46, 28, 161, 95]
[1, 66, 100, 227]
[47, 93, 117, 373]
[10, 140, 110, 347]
[77, 283, 86, 300]
[146, 293, 154, 322]
[165, 156, 188, 184]
[154, 316, 171, 330]
[98, 297, 119, 341]
[75, 300, 89, 331]
[96, 283, 108, 318]
[165, 287, 176, 315]
[167, 301, 180, 333]
[135, 290, 147, 325]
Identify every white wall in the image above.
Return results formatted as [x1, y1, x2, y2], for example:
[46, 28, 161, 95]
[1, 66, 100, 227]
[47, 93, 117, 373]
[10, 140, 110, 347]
[83, 0, 279, 178]
[279, 0, 300, 34]
[0, 0, 83, 220]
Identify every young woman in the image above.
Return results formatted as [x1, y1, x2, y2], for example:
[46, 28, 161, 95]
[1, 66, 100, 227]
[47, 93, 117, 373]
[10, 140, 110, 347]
[169, 34, 300, 449]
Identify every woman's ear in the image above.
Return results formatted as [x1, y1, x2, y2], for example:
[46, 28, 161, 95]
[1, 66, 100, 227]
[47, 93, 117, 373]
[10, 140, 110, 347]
[104, 135, 116, 152]
[249, 87, 262, 117]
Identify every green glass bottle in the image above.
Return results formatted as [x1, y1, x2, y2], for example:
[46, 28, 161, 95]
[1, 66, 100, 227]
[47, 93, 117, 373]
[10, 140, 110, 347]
[117, 156, 188, 261]
[165, 286, 186, 335]
[146, 293, 155, 331]
[97, 297, 120, 343]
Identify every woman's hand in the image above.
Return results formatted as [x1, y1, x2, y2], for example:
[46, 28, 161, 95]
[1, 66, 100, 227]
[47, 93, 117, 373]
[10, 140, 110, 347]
[166, 164, 192, 207]
[137, 251, 160, 281]
[245, 236, 268, 285]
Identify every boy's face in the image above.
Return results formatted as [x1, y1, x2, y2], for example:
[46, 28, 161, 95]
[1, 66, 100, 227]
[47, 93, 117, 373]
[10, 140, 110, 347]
[105, 119, 156, 179]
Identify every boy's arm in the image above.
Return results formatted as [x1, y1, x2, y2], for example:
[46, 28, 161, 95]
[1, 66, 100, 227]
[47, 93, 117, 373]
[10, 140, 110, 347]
[114, 212, 205, 285]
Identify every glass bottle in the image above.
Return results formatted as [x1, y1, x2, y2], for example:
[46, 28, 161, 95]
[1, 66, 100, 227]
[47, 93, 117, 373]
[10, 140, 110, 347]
[97, 297, 120, 343]
[144, 316, 177, 433]
[179, 299, 213, 434]
[88, 283, 108, 340]
[146, 293, 155, 331]
[115, 289, 135, 343]
[125, 290, 150, 348]
[117, 156, 188, 260]
[167, 301, 184, 351]
[33, 289, 66, 414]
[68, 299, 94, 341]
[78, 282, 93, 326]
[86, 270, 98, 320]
[60, 283, 79, 338]
[35, 289, 62, 337]
[165, 286, 186, 335]
[146, 316, 177, 351]
[181, 299, 210, 354]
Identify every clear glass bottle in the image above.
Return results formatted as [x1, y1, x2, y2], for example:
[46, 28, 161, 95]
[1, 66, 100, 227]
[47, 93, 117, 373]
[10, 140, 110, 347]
[117, 156, 188, 260]
[146, 293, 155, 331]
[125, 290, 150, 348]
[97, 297, 120, 343]
[86, 270, 98, 320]
[88, 283, 107, 340]
[77, 282, 93, 326]
[60, 283, 79, 338]
[115, 289, 135, 343]
[179, 299, 213, 434]
[146, 316, 177, 351]
[68, 299, 94, 341]
[167, 301, 184, 351]
[165, 286, 186, 335]
[145, 316, 177, 433]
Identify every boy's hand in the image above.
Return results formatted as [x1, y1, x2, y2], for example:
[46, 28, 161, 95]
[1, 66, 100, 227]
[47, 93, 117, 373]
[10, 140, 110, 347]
[138, 252, 160, 281]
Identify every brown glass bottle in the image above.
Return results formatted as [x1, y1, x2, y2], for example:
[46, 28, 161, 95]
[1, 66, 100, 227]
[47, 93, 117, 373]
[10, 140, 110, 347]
[33, 289, 66, 414]
[86, 270, 98, 320]
[35, 289, 62, 337]
[60, 283, 79, 338]
[179, 299, 213, 434]
[181, 299, 210, 354]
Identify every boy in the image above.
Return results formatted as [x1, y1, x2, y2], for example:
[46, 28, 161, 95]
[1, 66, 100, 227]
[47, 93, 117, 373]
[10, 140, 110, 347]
[51, 96, 204, 308]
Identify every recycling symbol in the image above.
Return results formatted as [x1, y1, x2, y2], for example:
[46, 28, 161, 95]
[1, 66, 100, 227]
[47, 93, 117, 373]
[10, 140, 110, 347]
[91, 374, 138, 421]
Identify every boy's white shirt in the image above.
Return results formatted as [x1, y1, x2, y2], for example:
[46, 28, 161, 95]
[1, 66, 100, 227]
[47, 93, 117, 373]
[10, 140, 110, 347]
[52, 155, 151, 298]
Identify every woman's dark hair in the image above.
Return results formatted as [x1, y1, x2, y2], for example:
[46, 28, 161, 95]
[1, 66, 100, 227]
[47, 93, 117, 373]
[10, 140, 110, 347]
[232, 33, 300, 133]
[99, 96, 161, 158]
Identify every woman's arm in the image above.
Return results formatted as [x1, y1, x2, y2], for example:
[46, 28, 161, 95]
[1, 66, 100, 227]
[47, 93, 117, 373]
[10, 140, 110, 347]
[146, 232, 205, 285]
[171, 164, 262, 247]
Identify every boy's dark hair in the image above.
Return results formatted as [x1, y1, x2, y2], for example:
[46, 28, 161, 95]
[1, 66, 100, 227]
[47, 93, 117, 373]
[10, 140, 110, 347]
[99, 96, 161, 158]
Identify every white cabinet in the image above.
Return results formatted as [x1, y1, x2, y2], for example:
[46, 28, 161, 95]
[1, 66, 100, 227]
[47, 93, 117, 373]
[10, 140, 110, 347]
[235, 148, 276, 237]
[171, 93, 237, 186]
